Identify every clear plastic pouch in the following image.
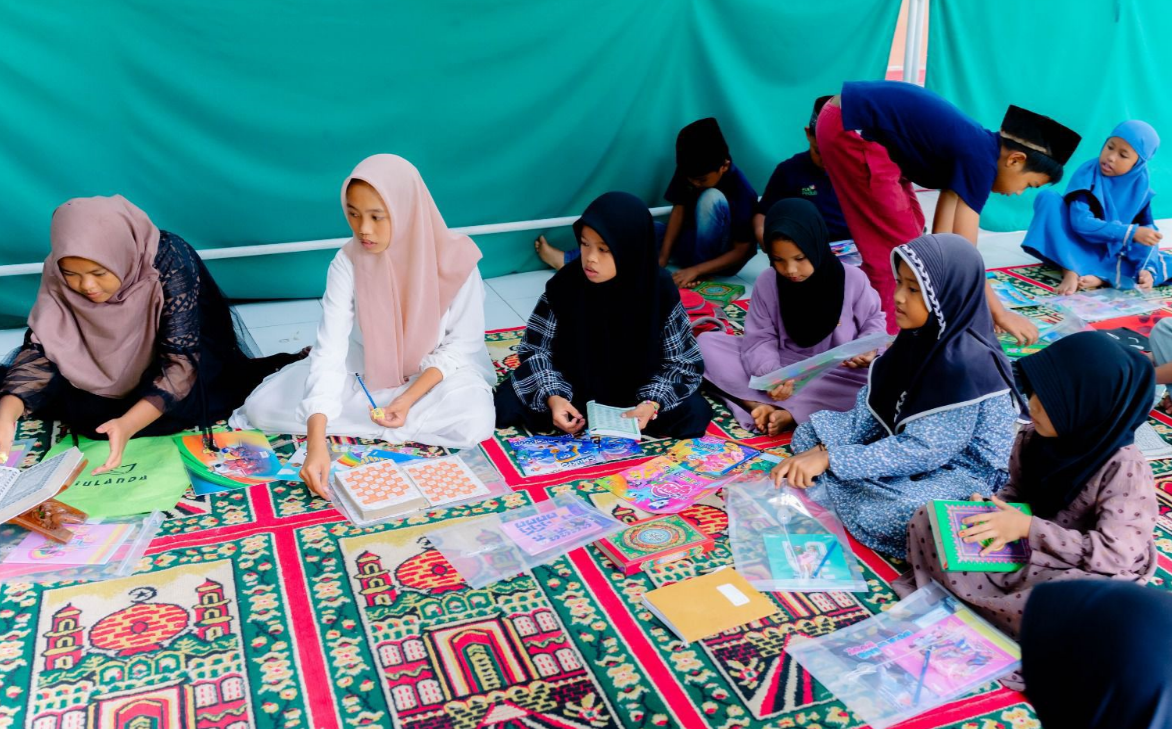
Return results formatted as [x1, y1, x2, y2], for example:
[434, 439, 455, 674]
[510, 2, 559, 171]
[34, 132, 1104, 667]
[725, 474, 868, 592]
[331, 447, 511, 528]
[1046, 288, 1164, 322]
[424, 493, 624, 589]
[748, 332, 894, 392]
[787, 582, 1021, 729]
[0, 511, 163, 584]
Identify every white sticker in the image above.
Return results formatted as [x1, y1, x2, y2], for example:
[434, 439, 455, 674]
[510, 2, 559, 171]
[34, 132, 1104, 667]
[717, 583, 749, 607]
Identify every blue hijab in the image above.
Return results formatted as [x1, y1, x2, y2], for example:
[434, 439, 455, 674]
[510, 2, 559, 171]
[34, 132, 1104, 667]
[1065, 120, 1160, 224]
[867, 234, 1019, 434]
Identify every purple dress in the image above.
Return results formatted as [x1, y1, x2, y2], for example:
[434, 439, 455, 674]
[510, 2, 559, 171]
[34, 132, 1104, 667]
[699, 265, 885, 427]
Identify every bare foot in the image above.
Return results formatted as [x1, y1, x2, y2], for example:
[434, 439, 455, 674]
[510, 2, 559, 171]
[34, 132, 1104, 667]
[534, 235, 564, 270]
[1137, 269, 1155, 292]
[748, 402, 776, 433]
[1056, 269, 1079, 295]
[1078, 274, 1105, 291]
[767, 409, 795, 436]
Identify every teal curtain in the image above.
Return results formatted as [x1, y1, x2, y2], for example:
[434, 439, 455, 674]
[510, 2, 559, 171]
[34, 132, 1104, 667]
[0, 0, 899, 326]
[927, 0, 1171, 231]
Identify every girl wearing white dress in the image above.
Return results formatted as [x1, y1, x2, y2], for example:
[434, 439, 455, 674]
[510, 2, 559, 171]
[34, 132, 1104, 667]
[232, 154, 495, 497]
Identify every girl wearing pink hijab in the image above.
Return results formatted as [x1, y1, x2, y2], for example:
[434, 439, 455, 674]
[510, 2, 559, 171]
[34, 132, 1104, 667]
[231, 155, 495, 498]
[0, 196, 301, 474]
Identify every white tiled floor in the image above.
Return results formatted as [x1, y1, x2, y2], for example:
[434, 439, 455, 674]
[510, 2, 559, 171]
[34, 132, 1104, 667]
[6, 200, 1169, 356]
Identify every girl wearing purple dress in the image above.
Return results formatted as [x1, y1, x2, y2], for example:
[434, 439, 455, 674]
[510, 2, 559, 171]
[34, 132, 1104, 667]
[698, 198, 885, 434]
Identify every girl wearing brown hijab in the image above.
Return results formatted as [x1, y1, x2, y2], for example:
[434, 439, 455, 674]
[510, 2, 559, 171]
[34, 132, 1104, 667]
[0, 195, 301, 473]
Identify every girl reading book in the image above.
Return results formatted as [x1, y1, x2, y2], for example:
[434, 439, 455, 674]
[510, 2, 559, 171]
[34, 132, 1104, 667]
[895, 331, 1157, 638]
[495, 191, 712, 438]
[770, 233, 1020, 558]
[699, 198, 885, 435]
[231, 154, 496, 498]
[0, 196, 300, 474]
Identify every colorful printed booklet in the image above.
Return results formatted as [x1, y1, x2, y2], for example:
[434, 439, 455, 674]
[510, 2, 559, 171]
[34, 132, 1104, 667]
[5, 522, 132, 566]
[175, 430, 283, 488]
[987, 275, 1039, 309]
[3, 438, 36, 468]
[0, 511, 163, 585]
[500, 500, 612, 556]
[598, 437, 761, 514]
[275, 443, 419, 482]
[748, 332, 893, 392]
[586, 401, 641, 440]
[928, 499, 1031, 572]
[508, 435, 642, 477]
[1000, 310, 1089, 358]
[596, 514, 714, 575]
[787, 582, 1021, 729]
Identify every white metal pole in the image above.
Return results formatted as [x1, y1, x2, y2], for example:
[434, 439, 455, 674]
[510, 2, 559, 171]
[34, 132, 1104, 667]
[0, 205, 675, 277]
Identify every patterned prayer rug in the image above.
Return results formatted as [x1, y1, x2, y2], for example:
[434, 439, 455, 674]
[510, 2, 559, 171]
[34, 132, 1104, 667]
[4, 284, 1172, 729]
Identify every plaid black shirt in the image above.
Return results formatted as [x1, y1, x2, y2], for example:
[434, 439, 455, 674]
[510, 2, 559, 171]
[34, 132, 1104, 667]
[508, 294, 703, 413]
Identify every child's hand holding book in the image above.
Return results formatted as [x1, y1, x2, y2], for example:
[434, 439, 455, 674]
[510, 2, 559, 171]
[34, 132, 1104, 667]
[959, 493, 1033, 556]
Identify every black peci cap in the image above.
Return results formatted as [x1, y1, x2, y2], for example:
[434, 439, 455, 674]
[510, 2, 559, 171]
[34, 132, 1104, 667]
[676, 117, 730, 177]
[1000, 105, 1082, 165]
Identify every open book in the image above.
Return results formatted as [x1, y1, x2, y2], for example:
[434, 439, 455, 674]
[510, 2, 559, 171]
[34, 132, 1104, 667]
[749, 332, 893, 393]
[586, 401, 641, 440]
[0, 448, 86, 524]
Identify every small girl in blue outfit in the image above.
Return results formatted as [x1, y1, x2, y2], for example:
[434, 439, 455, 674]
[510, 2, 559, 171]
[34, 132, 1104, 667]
[1022, 120, 1166, 294]
[771, 233, 1020, 558]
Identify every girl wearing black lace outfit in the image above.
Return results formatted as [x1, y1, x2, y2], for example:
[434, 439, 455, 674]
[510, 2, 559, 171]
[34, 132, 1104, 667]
[0, 196, 303, 473]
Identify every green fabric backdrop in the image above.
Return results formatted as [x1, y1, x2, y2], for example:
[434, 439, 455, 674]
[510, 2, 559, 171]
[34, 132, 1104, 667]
[927, 0, 1171, 231]
[0, 0, 899, 326]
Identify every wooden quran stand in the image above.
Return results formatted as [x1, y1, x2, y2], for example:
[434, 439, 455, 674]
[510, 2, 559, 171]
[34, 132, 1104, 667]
[6, 459, 89, 543]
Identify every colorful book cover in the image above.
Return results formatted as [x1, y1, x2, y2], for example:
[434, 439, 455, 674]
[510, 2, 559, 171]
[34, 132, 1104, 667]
[763, 532, 851, 581]
[509, 436, 602, 477]
[929, 500, 1032, 572]
[693, 281, 745, 306]
[176, 431, 282, 484]
[667, 436, 758, 477]
[597, 456, 722, 514]
[400, 456, 491, 506]
[596, 515, 714, 574]
[5, 523, 133, 566]
[500, 501, 609, 555]
[276, 444, 419, 482]
[3, 439, 36, 469]
[878, 613, 1020, 698]
[987, 276, 1037, 309]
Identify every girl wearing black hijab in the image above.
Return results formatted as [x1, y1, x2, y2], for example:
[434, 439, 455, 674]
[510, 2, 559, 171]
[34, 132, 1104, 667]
[896, 331, 1158, 638]
[495, 192, 713, 438]
[770, 233, 1022, 558]
[1022, 580, 1172, 728]
[698, 198, 886, 435]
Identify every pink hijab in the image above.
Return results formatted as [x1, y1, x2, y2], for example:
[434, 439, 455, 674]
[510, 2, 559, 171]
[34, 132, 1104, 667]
[342, 155, 482, 389]
[28, 195, 164, 398]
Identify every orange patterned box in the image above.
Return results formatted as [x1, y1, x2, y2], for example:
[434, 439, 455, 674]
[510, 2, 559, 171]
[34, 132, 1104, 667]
[334, 460, 428, 521]
[400, 456, 491, 506]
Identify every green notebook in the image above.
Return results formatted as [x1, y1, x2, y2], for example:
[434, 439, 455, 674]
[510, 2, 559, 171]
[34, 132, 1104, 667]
[928, 499, 1032, 573]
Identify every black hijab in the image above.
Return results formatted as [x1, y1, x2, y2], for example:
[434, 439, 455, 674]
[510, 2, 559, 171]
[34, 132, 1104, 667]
[545, 191, 680, 405]
[765, 198, 845, 348]
[1022, 580, 1172, 729]
[1015, 331, 1154, 518]
[868, 234, 1018, 434]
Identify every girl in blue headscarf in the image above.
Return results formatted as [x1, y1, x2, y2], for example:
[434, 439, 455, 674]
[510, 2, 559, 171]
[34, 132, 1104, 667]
[1022, 120, 1164, 293]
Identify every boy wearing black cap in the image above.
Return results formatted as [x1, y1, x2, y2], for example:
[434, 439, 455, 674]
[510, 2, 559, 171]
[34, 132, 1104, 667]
[815, 80, 1081, 342]
[753, 96, 851, 246]
[659, 117, 759, 287]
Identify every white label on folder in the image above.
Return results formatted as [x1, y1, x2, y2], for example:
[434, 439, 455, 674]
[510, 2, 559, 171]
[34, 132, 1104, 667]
[717, 583, 750, 607]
